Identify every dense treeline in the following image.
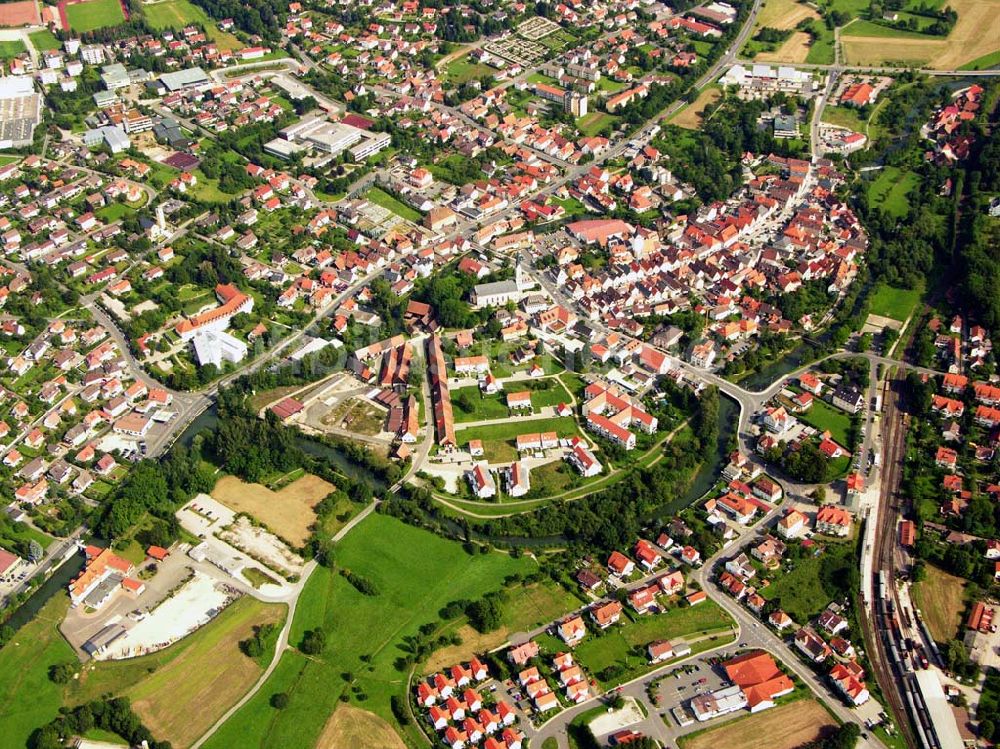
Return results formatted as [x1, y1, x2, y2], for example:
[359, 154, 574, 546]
[190, 0, 286, 40]
[94, 447, 213, 540]
[29, 697, 171, 749]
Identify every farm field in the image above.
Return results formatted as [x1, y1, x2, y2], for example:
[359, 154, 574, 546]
[841, 0, 1000, 68]
[869, 282, 923, 322]
[798, 399, 853, 447]
[316, 705, 407, 749]
[212, 473, 334, 547]
[756, 31, 813, 63]
[866, 166, 918, 217]
[911, 563, 966, 642]
[364, 186, 422, 222]
[672, 87, 721, 130]
[66, 597, 287, 748]
[0, 596, 76, 749]
[65, 0, 126, 33]
[202, 514, 538, 749]
[754, 0, 820, 30]
[679, 699, 834, 749]
[571, 600, 735, 687]
[143, 0, 244, 51]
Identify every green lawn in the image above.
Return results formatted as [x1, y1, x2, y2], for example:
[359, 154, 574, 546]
[456, 415, 582, 461]
[0, 40, 26, 60]
[577, 111, 619, 137]
[203, 514, 538, 749]
[867, 166, 918, 217]
[65, 0, 126, 32]
[0, 596, 77, 749]
[28, 30, 61, 53]
[550, 196, 589, 217]
[143, 0, 244, 51]
[96, 202, 136, 222]
[572, 600, 735, 687]
[869, 282, 923, 322]
[797, 398, 852, 446]
[363, 187, 422, 222]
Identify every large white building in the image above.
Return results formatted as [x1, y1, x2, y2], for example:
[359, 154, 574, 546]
[191, 329, 248, 368]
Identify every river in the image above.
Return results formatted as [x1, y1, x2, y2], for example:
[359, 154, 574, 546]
[2, 550, 84, 633]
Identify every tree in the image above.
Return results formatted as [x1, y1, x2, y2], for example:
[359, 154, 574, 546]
[48, 662, 75, 684]
[466, 595, 503, 633]
[300, 628, 327, 655]
[270, 692, 290, 709]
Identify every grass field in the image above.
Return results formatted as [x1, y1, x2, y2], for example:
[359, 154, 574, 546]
[28, 29, 61, 52]
[444, 58, 495, 84]
[869, 283, 923, 322]
[577, 111, 618, 137]
[821, 104, 867, 132]
[572, 601, 735, 687]
[758, 542, 854, 624]
[0, 39, 26, 60]
[66, 0, 126, 32]
[680, 699, 834, 749]
[911, 563, 966, 643]
[798, 399, 853, 446]
[960, 48, 1000, 70]
[316, 705, 406, 749]
[0, 596, 77, 749]
[841, 0, 1000, 68]
[212, 473, 334, 547]
[867, 167, 918, 217]
[202, 514, 538, 749]
[364, 187, 422, 222]
[143, 0, 243, 51]
[672, 87, 721, 130]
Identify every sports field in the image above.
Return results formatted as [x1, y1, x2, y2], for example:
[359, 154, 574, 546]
[142, 0, 243, 50]
[911, 563, 966, 642]
[316, 705, 406, 749]
[680, 699, 834, 749]
[201, 514, 538, 749]
[0, 0, 40, 25]
[841, 0, 1000, 68]
[65, 0, 126, 32]
[212, 473, 334, 546]
[869, 283, 922, 322]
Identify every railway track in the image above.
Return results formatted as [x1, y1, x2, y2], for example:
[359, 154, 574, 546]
[864, 374, 922, 749]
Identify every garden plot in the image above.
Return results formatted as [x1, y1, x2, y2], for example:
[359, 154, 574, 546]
[98, 571, 238, 660]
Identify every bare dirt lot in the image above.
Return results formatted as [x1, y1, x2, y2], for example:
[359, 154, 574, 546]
[756, 31, 813, 63]
[755, 0, 819, 30]
[681, 699, 835, 749]
[219, 516, 305, 578]
[212, 474, 334, 547]
[316, 705, 407, 749]
[423, 623, 510, 673]
[841, 0, 1000, 68]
